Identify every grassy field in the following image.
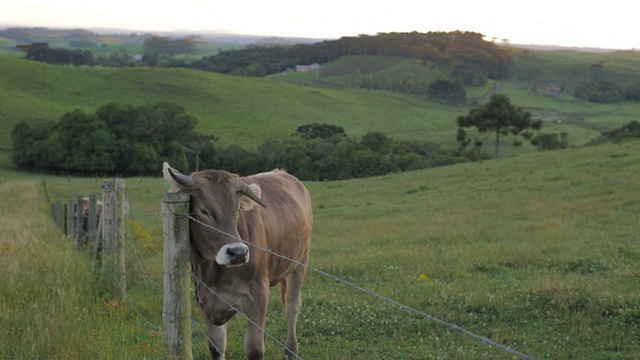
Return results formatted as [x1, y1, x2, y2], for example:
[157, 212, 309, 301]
[2, 139, 639, 359]
[3, 51, 640, 159]
[0, 55, 469, 152]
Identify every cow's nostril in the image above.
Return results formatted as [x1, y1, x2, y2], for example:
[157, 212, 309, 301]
[227, 245, 248, 258]
[217, 244, 250, 266]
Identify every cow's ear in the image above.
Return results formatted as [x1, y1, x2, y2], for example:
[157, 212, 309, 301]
[239, 183, 263, 211]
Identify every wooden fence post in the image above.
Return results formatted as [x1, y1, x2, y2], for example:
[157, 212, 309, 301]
[51, 202, 60, 230]
[115, 179, 126, 302]
[162, 192, 192, 360]
[101, 179, 127, 302]
[76, 195, 84, 250]
[87, 194, 98, 246]
[61, 203, 68, 235]
[67, 199, 76, 239]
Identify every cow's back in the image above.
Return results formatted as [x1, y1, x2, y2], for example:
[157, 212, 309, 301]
[243, 170, 312, 285]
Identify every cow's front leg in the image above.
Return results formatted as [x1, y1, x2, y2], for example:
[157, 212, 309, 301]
[243, 288, 268, 360]
[205, 321, 227, 360]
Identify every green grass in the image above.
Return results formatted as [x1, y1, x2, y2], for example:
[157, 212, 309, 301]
[3, 51, 640, 158]
[2, 139, 639, 359]
[0, 181, 165, 359]
[0, 55, 471, 152]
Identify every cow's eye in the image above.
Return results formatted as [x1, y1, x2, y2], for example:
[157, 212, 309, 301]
[199, 208, 209, 216]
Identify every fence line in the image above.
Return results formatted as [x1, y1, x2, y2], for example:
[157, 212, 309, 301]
[48, 178, 127, 302]
[47, 181, 536, 358]
[47, 180, 169, 356]
[159, 203, 535, 360]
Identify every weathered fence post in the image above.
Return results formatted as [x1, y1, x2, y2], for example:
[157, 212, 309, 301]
[162, 192, 192, 360]
[61, 203, 68, 234]
[51, 202, 61, 230]
[87, 194, 98, 246]
[67, 199, 76, 239]
[76, 195, 84, 250]
[115, 180, 126, 302]
[101, 179, 127, 302]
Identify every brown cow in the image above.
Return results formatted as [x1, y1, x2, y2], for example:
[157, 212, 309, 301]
[163, 162, 313, 360]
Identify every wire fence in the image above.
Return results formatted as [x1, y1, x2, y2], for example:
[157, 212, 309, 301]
[49, 182, 535, 359]
[159, 194, 535, 360]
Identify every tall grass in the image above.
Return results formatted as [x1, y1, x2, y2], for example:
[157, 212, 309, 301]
[0, 181, 165, 359]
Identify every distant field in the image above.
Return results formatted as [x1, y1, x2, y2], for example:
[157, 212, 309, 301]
[2, 139, 639, 359]
[0, 55, 470, 152]
[2, 48, 640, 159]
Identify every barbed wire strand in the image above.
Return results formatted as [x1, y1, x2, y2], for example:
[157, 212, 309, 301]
[181, 212, 535, 360]
[125, 241, 163, 292]
[122, 208, 534, 359]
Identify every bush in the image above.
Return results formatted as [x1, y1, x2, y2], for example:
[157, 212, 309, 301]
[532, 132, 569, 150]
[574, 79, 623, 103]
[427, 79, 466, 105]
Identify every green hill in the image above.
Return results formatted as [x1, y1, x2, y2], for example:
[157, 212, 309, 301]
[2, 47, 640, 161]
[0, 55, 467, 152]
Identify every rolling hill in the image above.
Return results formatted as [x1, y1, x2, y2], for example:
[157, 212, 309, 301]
[2, 41, 640, 165]
[0, 55, 467, 152]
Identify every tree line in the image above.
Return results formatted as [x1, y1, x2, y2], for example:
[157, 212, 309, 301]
[23, 36, 197, 67]
[11, 102, 216, 176]
[192, 31, 513, 79]
[12, 97, 637, 179]
[21, 31, 512, 81]
[575, 78, 640, 103]
[11, 102, 482, 179]
[353, 77, 467, 105]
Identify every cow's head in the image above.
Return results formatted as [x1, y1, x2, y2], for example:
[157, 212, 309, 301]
[163, 162, 265, 267]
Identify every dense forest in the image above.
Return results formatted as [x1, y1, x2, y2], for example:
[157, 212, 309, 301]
[192, 31, 514, 79]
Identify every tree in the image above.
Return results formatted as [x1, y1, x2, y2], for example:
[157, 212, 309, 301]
[456, 94, 542, 157]
[11, 122, 34, 168]
[624, 81, 640, 101]
[575, 79, 623, 103]
[532, 132, 569, 150]
[427, 79, 466, 105]
[361, 131, 391, 153]
[293, 123, 345, 140]
[11, 102, 214, 176]
[143, 36, 196, 57]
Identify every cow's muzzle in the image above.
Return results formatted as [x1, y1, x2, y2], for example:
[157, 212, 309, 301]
[216, 243, 250, 267]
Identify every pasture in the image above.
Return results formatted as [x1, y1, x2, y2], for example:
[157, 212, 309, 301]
[3, 50, 640, 160]
[1, 139, 639, 359]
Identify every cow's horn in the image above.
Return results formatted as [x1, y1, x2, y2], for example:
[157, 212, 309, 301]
[167, 165, 196, 188]
[239, 184, 267, 208]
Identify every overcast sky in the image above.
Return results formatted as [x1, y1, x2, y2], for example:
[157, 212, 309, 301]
[2, 0, 637, 49]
